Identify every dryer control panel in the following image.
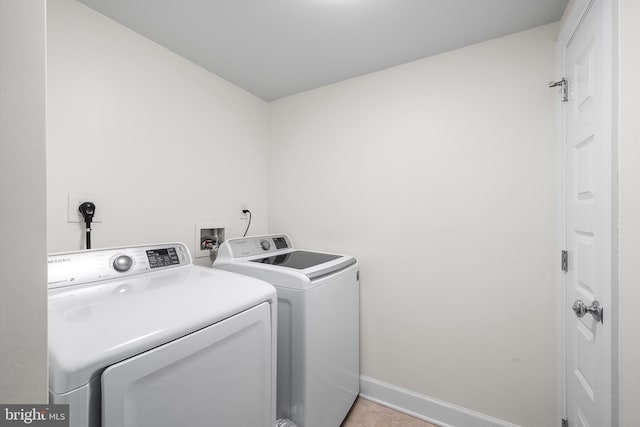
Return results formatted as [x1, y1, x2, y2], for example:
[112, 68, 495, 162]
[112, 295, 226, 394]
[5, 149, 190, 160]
[48, 243, 191, 289]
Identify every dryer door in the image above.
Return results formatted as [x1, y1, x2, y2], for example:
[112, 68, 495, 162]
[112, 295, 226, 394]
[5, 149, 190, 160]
[101, 303, 273, 427]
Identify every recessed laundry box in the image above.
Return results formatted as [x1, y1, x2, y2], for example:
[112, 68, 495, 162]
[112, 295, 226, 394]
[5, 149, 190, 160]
[47, 243, 277, 427]
[214, 234, 360, 427]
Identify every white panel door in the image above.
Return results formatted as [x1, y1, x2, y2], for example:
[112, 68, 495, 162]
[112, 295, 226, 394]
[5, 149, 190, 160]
[101, 302, 273, 427]
[563, 0, 612, 426]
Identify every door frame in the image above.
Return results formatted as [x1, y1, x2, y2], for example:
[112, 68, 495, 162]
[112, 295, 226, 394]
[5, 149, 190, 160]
[554, 0, 619, 425]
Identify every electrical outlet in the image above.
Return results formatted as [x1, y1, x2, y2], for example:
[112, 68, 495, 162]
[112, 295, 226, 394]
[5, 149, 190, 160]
[67, 194, 103, 223]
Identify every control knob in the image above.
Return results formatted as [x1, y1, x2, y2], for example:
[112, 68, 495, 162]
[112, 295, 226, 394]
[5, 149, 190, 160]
[260, 239, 271, 251]
[113, 255, 133, 272]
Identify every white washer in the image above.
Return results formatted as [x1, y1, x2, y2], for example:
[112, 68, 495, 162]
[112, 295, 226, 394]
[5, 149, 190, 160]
[48, 243, 277, 427]
[214, 235, 359, 427]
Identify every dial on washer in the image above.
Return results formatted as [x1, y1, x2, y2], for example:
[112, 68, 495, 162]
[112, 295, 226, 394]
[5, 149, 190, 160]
[260, 239, 271, 250]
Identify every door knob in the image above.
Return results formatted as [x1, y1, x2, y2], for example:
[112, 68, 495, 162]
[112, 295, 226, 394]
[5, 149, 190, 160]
[572, 300, 604, 324]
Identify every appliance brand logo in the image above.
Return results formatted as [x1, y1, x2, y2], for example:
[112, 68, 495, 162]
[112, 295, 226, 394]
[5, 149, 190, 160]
[47, 258, 71, 265]
[0, 406, 68, 426]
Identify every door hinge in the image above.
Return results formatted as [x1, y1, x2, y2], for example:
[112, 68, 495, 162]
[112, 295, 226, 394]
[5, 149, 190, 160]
[562, 418, 569, 427]
[549, 78, 568, 102]
[561, 250, 568, 273]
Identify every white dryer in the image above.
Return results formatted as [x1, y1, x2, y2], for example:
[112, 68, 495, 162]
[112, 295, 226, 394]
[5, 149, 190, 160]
[214, 235, 359, 427]
[48, 243, 276, 427]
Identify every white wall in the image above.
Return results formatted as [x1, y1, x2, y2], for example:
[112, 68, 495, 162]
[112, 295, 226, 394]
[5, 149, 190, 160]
[0, 0, 48, 403]
[47, 0, 269, 261]
[269, 24, 558, 427]
[618, 0, 640, 425]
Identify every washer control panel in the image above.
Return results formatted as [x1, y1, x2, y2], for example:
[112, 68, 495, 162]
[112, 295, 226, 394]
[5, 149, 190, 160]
[48, 243, 191, 289]
[226, 235, 292, 258]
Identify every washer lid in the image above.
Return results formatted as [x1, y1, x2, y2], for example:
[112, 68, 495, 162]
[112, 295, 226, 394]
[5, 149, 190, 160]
[250, 251, 356, 279]
[48, 265, 275, 394]
[249, 250, 340, 270]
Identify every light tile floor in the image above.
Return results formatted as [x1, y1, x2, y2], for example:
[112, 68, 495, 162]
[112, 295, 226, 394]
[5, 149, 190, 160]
[341, 397, 439, 427]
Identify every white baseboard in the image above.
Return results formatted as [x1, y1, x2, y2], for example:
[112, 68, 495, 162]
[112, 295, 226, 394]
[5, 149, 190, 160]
[359, 376, 521, 427]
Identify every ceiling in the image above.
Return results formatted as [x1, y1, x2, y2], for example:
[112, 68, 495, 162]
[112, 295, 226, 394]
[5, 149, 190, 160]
[76, 0, 568, 101]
